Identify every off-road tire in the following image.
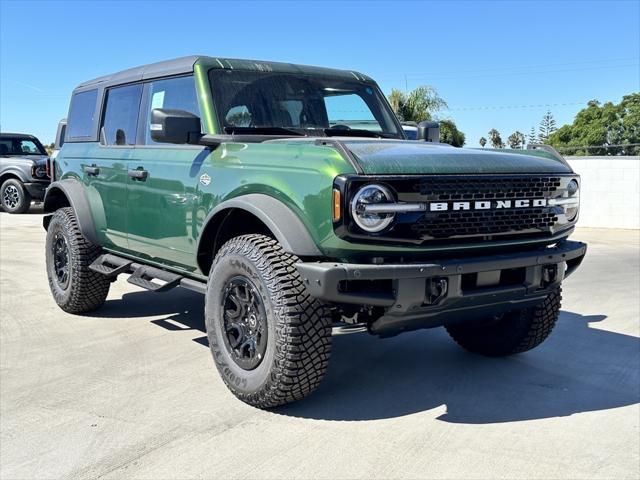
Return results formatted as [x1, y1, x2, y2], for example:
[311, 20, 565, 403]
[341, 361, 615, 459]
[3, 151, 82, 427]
[46, 207, 110, 313]
[205, 234, 332, 408]
[446, 288, 562, 357]
[1, 178, 31, 214]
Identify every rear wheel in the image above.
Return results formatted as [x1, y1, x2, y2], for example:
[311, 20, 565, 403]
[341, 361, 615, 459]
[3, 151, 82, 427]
[46, 207, 110, 313]
[1, 179, 31, 214]
[446, 288, 562, 357]
[205, 234, 332, 408]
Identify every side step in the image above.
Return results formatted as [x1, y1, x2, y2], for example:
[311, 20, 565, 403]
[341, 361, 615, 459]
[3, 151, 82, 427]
[89, 254, 207, 295]
[89, 254, 132, 279]
[127, 265, 182, 292]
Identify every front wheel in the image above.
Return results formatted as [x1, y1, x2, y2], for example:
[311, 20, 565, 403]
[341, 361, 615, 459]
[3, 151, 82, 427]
[446, 288, 562, 357]
[1, 179, 31, 213]
[205, 234, 332, 408]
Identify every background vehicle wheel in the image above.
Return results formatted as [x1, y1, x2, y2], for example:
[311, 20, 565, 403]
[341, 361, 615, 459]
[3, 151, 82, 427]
[45, 207, 110, 313]
[1, 179, 31, 214]
[445, 288, 562, 357]
[205, 234, 332, 408]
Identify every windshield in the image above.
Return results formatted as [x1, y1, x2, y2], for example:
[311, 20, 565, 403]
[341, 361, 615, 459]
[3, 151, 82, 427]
[0, 136, 46, 155]
[209, 70, 402, 138]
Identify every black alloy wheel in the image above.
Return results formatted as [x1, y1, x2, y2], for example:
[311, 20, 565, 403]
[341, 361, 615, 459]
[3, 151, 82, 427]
[220, 276, 268, 370]
[52, 232, 70, 289]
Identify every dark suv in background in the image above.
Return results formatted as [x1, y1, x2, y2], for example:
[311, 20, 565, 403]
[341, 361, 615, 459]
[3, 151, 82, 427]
[0, 133, 50, 213]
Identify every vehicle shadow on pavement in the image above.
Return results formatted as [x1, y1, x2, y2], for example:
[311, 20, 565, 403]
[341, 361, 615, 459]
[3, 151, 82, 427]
[92, 291, 639, 424]
[91, 289, 207, 339]
[277, 311, 640, 423]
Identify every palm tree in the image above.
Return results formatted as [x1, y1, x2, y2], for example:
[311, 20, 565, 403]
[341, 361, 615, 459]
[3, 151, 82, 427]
[387, 86, 447, 123]
[488, 129, 504, 148]
[479, 137, 487, 148]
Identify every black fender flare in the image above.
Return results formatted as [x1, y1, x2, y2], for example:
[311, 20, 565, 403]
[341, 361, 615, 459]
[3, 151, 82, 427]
[43, 179, 99, 245]
[198, 193, 322, 259]
[0, 167, 30, 184]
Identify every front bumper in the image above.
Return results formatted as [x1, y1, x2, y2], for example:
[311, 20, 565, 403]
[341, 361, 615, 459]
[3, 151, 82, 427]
[23, 181, 49, 200]
[296, 240, 587, 336]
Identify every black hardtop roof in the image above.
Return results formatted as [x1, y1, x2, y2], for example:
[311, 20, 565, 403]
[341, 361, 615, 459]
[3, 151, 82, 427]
[74, 55, 374, 91]
[0, 133, 39, 139]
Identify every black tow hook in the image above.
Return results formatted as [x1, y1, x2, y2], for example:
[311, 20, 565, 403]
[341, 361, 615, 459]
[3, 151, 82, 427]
[425, 278, 448, 305]
[542, 265, 559, 287]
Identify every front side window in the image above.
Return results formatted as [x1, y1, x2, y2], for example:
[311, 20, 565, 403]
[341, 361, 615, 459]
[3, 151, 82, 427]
[67, 89, 98, 140]
[102, 84, 143, 146]
[0, 136, 46, 155]
[144, 75, 200, 144]
[209, 70, 401, 138]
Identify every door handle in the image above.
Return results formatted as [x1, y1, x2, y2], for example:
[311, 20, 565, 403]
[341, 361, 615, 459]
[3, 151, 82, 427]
[84, 165, 100, 176]
[128, 169, 148, 181]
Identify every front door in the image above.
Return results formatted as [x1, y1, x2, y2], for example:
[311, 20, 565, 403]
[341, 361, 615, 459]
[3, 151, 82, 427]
[126, 75, 204, 271]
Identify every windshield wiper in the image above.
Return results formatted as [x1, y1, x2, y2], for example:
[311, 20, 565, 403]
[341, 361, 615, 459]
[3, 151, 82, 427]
[324, 128, 395, 139]
[224, 126, 306, 136]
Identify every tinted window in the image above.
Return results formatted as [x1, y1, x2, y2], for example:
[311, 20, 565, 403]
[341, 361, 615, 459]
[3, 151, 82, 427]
[144, 76, 199, 144]
[0, 137, 46, 155]
[209, 70, 401, 137]
[67, 89, 98, 139]
[102, 84, 143, 146]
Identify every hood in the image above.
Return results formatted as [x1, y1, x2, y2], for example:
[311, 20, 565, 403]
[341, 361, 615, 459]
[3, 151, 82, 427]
[335, 140, 572, 175]
[0, 154, 48, 165]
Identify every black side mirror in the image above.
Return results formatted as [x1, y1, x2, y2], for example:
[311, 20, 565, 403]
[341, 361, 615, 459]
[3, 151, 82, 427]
[416, 121, 440, 142]
[150, 109, 202, 144]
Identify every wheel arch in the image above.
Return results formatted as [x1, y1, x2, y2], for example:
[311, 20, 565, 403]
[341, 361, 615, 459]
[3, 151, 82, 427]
[196, 193, 322, 275]
[43, 179, 99, 245]
[0, 170, 28, 185]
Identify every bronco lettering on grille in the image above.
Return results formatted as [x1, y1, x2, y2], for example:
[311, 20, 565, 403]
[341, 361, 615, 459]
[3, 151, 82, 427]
[428, 198, 548, 211]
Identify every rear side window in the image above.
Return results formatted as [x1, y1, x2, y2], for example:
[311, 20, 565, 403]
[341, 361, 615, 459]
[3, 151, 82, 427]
[102, 84, 143, 146]
[66, 89, 98, 140]
[144, 75, 200, 144]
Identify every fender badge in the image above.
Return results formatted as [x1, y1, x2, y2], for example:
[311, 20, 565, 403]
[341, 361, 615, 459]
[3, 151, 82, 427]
[199, 173, 211, 186]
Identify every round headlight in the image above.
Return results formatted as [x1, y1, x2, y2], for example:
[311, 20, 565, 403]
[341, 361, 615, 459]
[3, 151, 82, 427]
[350, 184, 395, 233]
[567, 179, 579, 196]
[565, 178, 580, 221]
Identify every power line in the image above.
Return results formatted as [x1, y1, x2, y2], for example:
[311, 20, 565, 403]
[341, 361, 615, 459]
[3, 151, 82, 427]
[374, 57, 639, 80]
[446, 101, 588, 112]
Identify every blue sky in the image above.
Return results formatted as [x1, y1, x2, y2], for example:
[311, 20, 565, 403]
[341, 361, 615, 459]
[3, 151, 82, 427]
[1, 0, 638, 145]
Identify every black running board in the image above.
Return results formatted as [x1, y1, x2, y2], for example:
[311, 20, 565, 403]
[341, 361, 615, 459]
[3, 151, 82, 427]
[89, 254, 206, 294]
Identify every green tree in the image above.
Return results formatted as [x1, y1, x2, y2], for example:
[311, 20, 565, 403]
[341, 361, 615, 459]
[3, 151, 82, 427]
[507, 131, 525, 149]
[548, 93, 639, 155]
[439, 119, 465, 147]
[538, 110, 557, 143]
[528, 127, 537, 145]
[479, 136, 487, 148]
[488, 128, 504, 148]
[388, 86, 447, 122]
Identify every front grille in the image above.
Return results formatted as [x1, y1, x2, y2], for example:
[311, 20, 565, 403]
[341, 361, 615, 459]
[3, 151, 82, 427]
[413, 207, 559, 238]
[336, 174, 576, 246]
[416, 176, 562, 200]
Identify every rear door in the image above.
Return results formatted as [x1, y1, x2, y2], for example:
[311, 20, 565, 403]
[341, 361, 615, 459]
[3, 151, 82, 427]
[127, 75, 204, 269]
[86, 83, 143, 251]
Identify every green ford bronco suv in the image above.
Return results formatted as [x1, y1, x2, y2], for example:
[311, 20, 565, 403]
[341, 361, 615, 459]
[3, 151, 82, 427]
[43, 56, 586, 408]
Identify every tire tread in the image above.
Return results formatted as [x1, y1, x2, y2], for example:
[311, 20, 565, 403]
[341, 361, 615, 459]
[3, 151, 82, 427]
[46, 207, 110, 313]
[206, 234, 332, 408]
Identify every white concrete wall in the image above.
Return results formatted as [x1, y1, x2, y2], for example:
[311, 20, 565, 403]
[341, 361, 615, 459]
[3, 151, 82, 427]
[566, 156, 640, 229]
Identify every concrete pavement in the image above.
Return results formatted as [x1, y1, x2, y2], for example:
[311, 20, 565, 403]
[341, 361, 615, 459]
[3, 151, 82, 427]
[1, 211, 638, 479]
